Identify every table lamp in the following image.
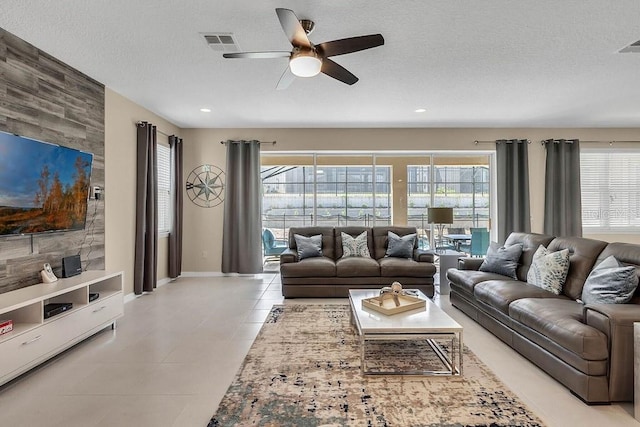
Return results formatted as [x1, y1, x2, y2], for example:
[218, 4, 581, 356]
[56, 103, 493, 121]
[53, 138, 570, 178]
[428, 207, 454, 253]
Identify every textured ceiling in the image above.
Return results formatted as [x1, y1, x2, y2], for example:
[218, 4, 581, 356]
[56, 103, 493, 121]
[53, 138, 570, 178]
[1, 0, 639, 128]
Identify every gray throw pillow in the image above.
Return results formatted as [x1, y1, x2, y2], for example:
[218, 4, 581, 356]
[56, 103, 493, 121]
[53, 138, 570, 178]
[581, 255, 639, 304]
[385, 231, 416, 258]
[294, 234, 323, 260]
[479, 242, 523, 279]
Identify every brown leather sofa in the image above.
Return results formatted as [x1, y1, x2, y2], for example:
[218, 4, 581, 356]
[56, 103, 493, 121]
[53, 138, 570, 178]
[447, 231, 640, 403]
[280, 226, 436, 298]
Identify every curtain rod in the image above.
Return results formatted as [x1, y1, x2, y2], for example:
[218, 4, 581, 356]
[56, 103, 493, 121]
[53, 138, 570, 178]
[135, 121, 173, 138]
[540, 139, 640, 145]
[220, 140, 276, 145]
[474, 140, 531, 144]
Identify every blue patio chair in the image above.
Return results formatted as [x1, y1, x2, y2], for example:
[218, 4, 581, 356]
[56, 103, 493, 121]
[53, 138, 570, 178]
[262, 228, 288, 261]
[460, 228, 490, 256]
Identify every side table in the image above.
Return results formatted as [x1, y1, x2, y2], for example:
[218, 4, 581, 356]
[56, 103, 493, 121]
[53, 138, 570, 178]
[437, 250, 465, 295]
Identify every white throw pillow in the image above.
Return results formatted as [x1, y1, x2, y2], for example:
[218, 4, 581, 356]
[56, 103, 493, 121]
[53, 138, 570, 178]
[341, 231, 371, 258]
[527, 245, 570, 295]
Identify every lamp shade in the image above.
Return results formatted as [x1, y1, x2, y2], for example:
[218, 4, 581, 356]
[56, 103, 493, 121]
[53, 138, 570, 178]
[428, 207, 453, 224]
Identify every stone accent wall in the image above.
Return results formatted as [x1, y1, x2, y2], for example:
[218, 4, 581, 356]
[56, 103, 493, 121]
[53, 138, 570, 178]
[0, 28, 105, 294]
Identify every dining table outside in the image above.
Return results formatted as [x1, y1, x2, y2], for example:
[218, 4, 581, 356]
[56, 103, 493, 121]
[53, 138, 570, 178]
[443, 234, 472, 252]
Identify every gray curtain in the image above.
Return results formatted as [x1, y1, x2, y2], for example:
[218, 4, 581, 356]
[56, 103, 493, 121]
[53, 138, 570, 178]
[168, 135, 183, 278]
[496, 139, 531, 243]
[543, 139, 582, 237]
[134, 122, 158, 294]
[222, 140, 263, 274]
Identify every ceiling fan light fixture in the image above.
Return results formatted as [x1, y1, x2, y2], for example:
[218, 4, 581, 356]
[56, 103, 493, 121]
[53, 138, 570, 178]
[289, 50, 322, 77]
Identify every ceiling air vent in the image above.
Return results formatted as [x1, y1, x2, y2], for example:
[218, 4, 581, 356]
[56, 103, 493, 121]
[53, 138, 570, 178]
[202, 33, 239, 52]
[619, 39, 640, 53]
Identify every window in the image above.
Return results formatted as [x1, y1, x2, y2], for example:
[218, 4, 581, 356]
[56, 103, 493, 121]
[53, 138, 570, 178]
[581, 150, 640, 232]
[157, 143, 171, 233]
[315, 165, 392, 227]
[407, 155, 491, 248]
[261, 154, 392, 241]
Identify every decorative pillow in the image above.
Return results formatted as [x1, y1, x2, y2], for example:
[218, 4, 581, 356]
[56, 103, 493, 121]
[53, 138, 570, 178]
[385, 231, 416, 258]
[478, 242, 523, 279]
[581, 256, 639, 304]
[527, 245, 570, 295]
[293, 234, 323, 260]
[341, 231, 371, 258]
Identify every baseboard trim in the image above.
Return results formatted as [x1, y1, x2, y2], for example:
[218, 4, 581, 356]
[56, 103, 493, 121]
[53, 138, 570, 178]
[123, 277, 174, 303]
[181, 271, 225, 277]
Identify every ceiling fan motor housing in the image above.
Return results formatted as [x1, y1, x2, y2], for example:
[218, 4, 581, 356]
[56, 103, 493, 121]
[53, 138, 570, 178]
[299, 19, 315, 35]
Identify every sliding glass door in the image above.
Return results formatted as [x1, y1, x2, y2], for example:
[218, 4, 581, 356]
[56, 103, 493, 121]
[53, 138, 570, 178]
[261, 152, 492, 249]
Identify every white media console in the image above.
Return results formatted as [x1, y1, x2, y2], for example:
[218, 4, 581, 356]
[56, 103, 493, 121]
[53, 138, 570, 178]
[0, 270, 124, 386]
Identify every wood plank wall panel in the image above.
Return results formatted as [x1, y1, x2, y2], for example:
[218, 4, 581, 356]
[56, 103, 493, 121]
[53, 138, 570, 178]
[0, 28, 105, 294]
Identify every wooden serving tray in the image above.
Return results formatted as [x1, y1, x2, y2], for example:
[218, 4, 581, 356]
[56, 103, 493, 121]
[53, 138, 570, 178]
[362, 294, 426, 315]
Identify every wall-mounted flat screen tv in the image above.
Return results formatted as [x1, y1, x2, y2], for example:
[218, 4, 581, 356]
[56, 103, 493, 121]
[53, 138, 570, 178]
[0, 131, 93, 236]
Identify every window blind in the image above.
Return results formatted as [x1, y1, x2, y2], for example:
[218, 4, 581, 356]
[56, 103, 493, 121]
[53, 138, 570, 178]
[157, 143, 171, 233]
[581, 150, 640, 232]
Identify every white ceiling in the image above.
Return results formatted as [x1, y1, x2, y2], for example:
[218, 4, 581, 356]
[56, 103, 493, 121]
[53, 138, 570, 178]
[1, 0, 639, 128]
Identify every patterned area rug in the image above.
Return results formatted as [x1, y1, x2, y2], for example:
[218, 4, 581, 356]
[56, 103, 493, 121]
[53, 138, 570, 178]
[209, 304, 545, 427]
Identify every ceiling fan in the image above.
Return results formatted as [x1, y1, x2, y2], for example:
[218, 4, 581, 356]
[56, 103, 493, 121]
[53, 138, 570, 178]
[223, 8, 384, 89]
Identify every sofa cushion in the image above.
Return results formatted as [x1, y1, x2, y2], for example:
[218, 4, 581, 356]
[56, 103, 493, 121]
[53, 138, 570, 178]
[479, 243, 523, 279]
[581, 255, 639, 304]
[474, 280, 566, 314]
[294, 234, 323, 260]
[504, 232, 556, 282]
[379, 257, 435, 278]
[509, 298, 608, 361]
[336, 257, 380, 277]
[279, 256, 336, 278]
[546, 236, 608, 300]
[385, 231, 416, 258]
[527, 245, 570, 295]
[340, 231, 371, 258]
[447, 269, 517, 295]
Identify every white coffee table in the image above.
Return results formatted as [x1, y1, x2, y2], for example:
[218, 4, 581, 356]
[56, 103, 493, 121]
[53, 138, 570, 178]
[348, 289, 463, 376]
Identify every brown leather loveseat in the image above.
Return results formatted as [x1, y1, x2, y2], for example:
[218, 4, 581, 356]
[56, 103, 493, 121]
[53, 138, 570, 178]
[447, 231, 640, 404]
[280, 226, 436, 298]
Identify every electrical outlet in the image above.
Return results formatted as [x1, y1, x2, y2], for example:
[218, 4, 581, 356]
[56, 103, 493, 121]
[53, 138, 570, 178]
[202, 251, 208, 258]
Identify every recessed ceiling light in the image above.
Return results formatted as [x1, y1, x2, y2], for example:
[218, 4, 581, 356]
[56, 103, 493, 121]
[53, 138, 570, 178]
[414, 108, 427, 113]
[200, 108, 211, 113]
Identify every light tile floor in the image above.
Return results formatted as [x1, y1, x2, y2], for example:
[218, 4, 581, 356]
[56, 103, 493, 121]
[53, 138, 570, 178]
[0, 273, 635, 426]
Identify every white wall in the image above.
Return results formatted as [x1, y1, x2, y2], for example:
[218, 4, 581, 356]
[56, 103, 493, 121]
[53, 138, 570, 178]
[181, 127, 640, 272]
[104, 89, 180, 295]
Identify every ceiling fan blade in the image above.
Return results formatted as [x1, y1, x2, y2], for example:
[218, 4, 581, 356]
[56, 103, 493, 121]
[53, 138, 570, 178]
[276, 66, 296, 90]
[275, 8, 311, 48]
[321, 58, 358, 85]
[223, 51, 291, 59]
[317, 34, 384, 57]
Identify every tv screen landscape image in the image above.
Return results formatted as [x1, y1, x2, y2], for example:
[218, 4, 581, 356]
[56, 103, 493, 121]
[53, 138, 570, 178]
[0, 131, 93, 236]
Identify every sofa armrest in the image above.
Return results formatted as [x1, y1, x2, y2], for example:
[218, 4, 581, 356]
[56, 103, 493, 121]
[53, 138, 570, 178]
[457, 257, 484, 270]
[414, 250, 435, 263]
[584, 303, 640, 401]
[279, 248, 298, 264]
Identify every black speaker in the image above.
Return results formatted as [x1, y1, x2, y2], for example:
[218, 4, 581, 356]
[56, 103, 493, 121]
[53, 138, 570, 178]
[62, 255, 82, 278]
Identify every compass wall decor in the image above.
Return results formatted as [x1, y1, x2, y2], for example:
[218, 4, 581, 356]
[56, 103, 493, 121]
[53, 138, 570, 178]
[186, 164, 225, 208]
